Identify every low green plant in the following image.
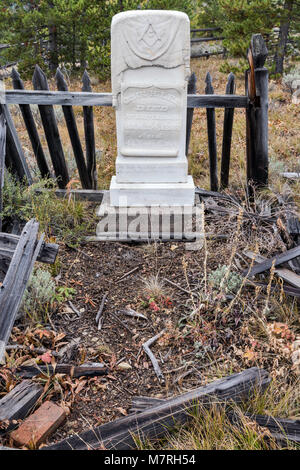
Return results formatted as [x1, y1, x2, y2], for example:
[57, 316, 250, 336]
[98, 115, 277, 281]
[208, 265, 242, 295]
[54, 286, 76, 303]
[21, 268, 56, 323]
[21, 269, 76, 324]
[1, 174, 95, 246]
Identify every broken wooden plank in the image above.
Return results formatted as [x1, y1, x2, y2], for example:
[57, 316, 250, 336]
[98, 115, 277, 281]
[15, 362, 107, 379]
[0, 219, 41, 363]
[0, 380, 43, 432]
[10, 400, 66, 448]
[243, 245, 300, 278]
[229, 412, 300, 446]
[43, 367, 270, 450]
[244, 250, 300, 288]
[0, 232, 58, 264]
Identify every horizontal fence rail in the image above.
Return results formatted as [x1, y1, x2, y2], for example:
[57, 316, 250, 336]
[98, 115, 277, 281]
[4, 90, 249, 109]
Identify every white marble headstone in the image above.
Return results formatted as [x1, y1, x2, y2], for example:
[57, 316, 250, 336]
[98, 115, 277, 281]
[109, 10, 195, 206]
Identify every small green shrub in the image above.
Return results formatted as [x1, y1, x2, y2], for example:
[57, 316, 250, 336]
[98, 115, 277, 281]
[21, 268, 56, 323]
[1, 174, 95, 247]
[208, 265, 242, 295]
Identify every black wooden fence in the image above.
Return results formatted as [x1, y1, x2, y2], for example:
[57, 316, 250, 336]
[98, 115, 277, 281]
[0, 33, 268, 202]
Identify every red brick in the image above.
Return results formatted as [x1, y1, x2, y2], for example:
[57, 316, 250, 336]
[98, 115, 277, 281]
[10, 401, 66, 448]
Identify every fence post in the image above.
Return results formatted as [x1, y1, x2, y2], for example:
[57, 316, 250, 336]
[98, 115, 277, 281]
[186, 72, 197, 156]
[1, 104, 32, 185]
[11, 68, 50, 180]
[246, 34, 268, 188]
[205, 72, 218, 192]
[56, 68, 91, 189]
[220, 72, 235, 189]
[82, 70, 97, 190]
[33, 65, 69, 189]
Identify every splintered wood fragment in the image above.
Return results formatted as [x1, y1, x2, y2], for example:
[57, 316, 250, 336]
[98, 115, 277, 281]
[96, 293, 108, 330]
[0, 380, 43, 432]
[164, 278, 195, 296]
[43, 367, 270, 450]
[110, 312, 133, 334]
[143, 329, 166, 383]
[15, 362, 107, 379]
[68, 301, 81, 317]
[119, 308, 148, 321]
[243, 245, 300, 278]
[116, 266, 140, 283]
[129, 396, 165, 414]
[57, 337, 80, 360]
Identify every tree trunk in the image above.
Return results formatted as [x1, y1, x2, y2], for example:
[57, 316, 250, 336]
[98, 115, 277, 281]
[48, 24, 59, 72]
[274, 0, 294, 75]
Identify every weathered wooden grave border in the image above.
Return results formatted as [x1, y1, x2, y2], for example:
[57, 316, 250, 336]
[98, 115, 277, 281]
[0, 33, 268, 202]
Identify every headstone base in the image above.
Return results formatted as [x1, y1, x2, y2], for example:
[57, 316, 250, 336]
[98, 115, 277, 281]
[89, 191, 203, 249]
[109, 175, 195, 207]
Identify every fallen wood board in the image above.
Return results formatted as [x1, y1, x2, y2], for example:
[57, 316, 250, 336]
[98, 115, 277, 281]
[43, 367, 270, 450]
[0, 380, 43, 432]
[244, 250, 300, 288]
[0, 219, 42, 363]
[0, 232, 58, 264]
[15, 362, 107, 379]
[243, 245, 300, 278]
[230, 413, 300, 447]
[130, 397, 300, 446]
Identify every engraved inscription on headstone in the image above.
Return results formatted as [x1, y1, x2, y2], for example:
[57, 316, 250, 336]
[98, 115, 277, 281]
[121, 85, 183, 157]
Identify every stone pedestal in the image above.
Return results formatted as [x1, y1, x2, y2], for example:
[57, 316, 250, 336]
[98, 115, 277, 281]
[92, 192, 203, 248]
